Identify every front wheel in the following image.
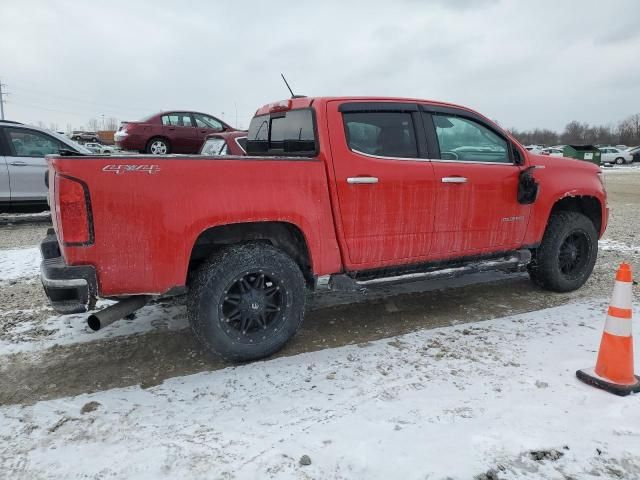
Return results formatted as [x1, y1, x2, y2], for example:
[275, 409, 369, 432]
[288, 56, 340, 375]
[528, 211, 598, 292]
[187, 243, 306, 362]
[615, 157, 625, 165]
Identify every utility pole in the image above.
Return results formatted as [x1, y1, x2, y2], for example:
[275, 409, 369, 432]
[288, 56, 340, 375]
[0, 79, 7, 120]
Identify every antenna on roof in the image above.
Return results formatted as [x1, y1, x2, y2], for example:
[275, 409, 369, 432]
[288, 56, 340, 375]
[280, 73, 306, 99]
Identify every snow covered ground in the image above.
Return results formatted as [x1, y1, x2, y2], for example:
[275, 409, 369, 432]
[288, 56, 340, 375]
[0, 246, 40, 283]
[2, 301, 639, 479]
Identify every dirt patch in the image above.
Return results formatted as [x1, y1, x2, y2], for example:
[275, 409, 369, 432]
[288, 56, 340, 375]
[0, 224, 49, 249]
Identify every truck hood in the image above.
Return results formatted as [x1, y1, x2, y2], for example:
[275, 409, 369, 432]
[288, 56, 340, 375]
[527, 153, 601, 173]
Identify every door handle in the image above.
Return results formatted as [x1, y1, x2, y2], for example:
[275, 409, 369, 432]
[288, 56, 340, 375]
[347, 176, 378, 184]
[441, 176, 467, 184]
[10, 161, 27, 167]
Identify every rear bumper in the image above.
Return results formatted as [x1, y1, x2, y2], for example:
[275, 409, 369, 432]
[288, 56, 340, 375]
[40, 229, 97, 314]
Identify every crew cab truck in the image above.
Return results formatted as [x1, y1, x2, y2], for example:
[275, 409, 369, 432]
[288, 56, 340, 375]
[40, 96, 607, 361]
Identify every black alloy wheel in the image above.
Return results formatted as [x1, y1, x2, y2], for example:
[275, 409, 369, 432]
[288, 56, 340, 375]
[219, 270, 286, 344]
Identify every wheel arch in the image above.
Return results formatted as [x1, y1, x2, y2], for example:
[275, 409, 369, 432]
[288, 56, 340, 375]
[187, 221, 314, 286]
[548, 195, 603, 234]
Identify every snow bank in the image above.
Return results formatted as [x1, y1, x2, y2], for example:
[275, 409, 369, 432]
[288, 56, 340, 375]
[599, 239, 640, 254]
[2, 301, 639, 479]
[0, 246, 40, 282]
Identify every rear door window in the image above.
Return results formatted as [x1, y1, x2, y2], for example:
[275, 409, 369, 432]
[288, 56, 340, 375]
[342, 112, 418, 158]
[162, 113, 194, 127]
[246, 109, 316, 156]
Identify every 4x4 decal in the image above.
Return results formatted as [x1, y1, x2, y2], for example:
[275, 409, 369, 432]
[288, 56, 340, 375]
[102, 164, 160, 175]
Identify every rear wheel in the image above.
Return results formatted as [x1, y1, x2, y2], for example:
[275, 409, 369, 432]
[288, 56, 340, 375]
[528, 211, 598, 292]
[146, 137, 170, 154]
[615, 157, 624, 165]
[187, 243, 306, 362]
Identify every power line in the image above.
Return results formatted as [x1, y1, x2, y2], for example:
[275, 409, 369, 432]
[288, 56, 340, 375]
[0, 79, 8, 120]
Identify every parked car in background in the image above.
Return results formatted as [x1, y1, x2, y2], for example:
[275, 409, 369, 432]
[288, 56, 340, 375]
[540, 147, 564, 157]
[200, 131, 247, 156]
[615, 145, 628, 150]
[524, 145, 542, 154]
[0, 121, 90, 206]
[114, 111, 236, 154]
[99, 144, 115, 154]
[83, 142, 102, 153]
[84, 142, 115, 154]
[626, 146, 640, 162]
[599, 147, 633, 164]
[71, 131, 100, 143]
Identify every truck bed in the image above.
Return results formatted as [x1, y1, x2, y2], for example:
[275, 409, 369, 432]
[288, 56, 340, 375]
[48, 154, 342, 296]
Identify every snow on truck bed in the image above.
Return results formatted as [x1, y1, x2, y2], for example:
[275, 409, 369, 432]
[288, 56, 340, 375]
[2, 301, 639, 479]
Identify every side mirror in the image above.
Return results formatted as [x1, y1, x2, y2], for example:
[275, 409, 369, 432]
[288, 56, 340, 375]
[517, 165, 544, 204]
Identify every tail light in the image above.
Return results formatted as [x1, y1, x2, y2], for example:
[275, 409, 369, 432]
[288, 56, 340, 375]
[56, 175, 93, 245]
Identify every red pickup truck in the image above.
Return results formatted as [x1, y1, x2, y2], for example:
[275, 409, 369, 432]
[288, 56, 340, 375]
[41, 96, 607, 361]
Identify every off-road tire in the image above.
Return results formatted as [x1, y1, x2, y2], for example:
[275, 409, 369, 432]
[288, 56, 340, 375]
[187, 243, 306, 362]
[528, 211, 598, 292]
[146, 137, 170, 154]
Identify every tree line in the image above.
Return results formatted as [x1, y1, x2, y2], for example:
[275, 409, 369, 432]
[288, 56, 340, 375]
[508, 113, 640, 147]
[32, 117, 120, 134]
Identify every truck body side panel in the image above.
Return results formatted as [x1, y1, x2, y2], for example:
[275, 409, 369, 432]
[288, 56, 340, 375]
[49, 155, 342, 296]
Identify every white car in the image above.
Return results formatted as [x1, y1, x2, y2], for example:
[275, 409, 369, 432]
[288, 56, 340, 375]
[524, 145, 542, 154]
[84, 142, 115, 154]
[599, 147, 633, 165]
[540, 147, 564, 157]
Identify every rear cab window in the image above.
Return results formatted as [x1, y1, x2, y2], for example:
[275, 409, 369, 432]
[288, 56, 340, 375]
[246, 109, 317, 156]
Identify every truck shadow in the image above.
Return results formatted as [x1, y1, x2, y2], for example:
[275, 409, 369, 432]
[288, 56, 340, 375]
[1, 273, 580, 406]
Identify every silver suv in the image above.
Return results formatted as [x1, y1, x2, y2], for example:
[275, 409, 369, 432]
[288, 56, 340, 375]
[0, 121, 90, 205]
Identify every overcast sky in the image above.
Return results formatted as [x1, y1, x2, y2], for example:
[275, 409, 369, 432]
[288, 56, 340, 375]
[1, 0, 638, 131]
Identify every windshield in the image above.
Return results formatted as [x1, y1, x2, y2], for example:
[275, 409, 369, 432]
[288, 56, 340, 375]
[48, 131, 92, 154]
[200, 138, 228, 155]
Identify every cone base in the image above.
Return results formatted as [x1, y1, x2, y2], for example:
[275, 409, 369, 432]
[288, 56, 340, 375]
[576, 368, 640, 397]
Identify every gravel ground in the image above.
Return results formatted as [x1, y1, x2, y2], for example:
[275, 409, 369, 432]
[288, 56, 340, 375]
[0, 168, 638, 404]
[0, 223, 49, 250]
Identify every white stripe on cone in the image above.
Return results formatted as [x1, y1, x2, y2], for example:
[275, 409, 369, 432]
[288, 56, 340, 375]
[610, 281, 632, 309]
[603, 315, 632, 337]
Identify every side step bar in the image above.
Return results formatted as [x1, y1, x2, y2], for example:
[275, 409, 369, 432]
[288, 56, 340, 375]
[322, 249, 531, 292]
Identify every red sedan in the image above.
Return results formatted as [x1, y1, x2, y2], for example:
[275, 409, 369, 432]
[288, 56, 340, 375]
[199, 131, 247, 156]
[114, 111, 237, 154]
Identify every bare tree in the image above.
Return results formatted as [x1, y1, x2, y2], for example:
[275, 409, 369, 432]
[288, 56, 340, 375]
[105, 117, 119, 130]
[87, 118, 99, 132]
[509, 113, 640, 147]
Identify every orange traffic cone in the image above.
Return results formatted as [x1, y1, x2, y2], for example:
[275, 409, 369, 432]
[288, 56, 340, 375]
[577, 263, 640, 396]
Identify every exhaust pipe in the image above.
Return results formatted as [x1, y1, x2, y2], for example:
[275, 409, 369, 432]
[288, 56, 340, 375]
[87, 295, 151, 331]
